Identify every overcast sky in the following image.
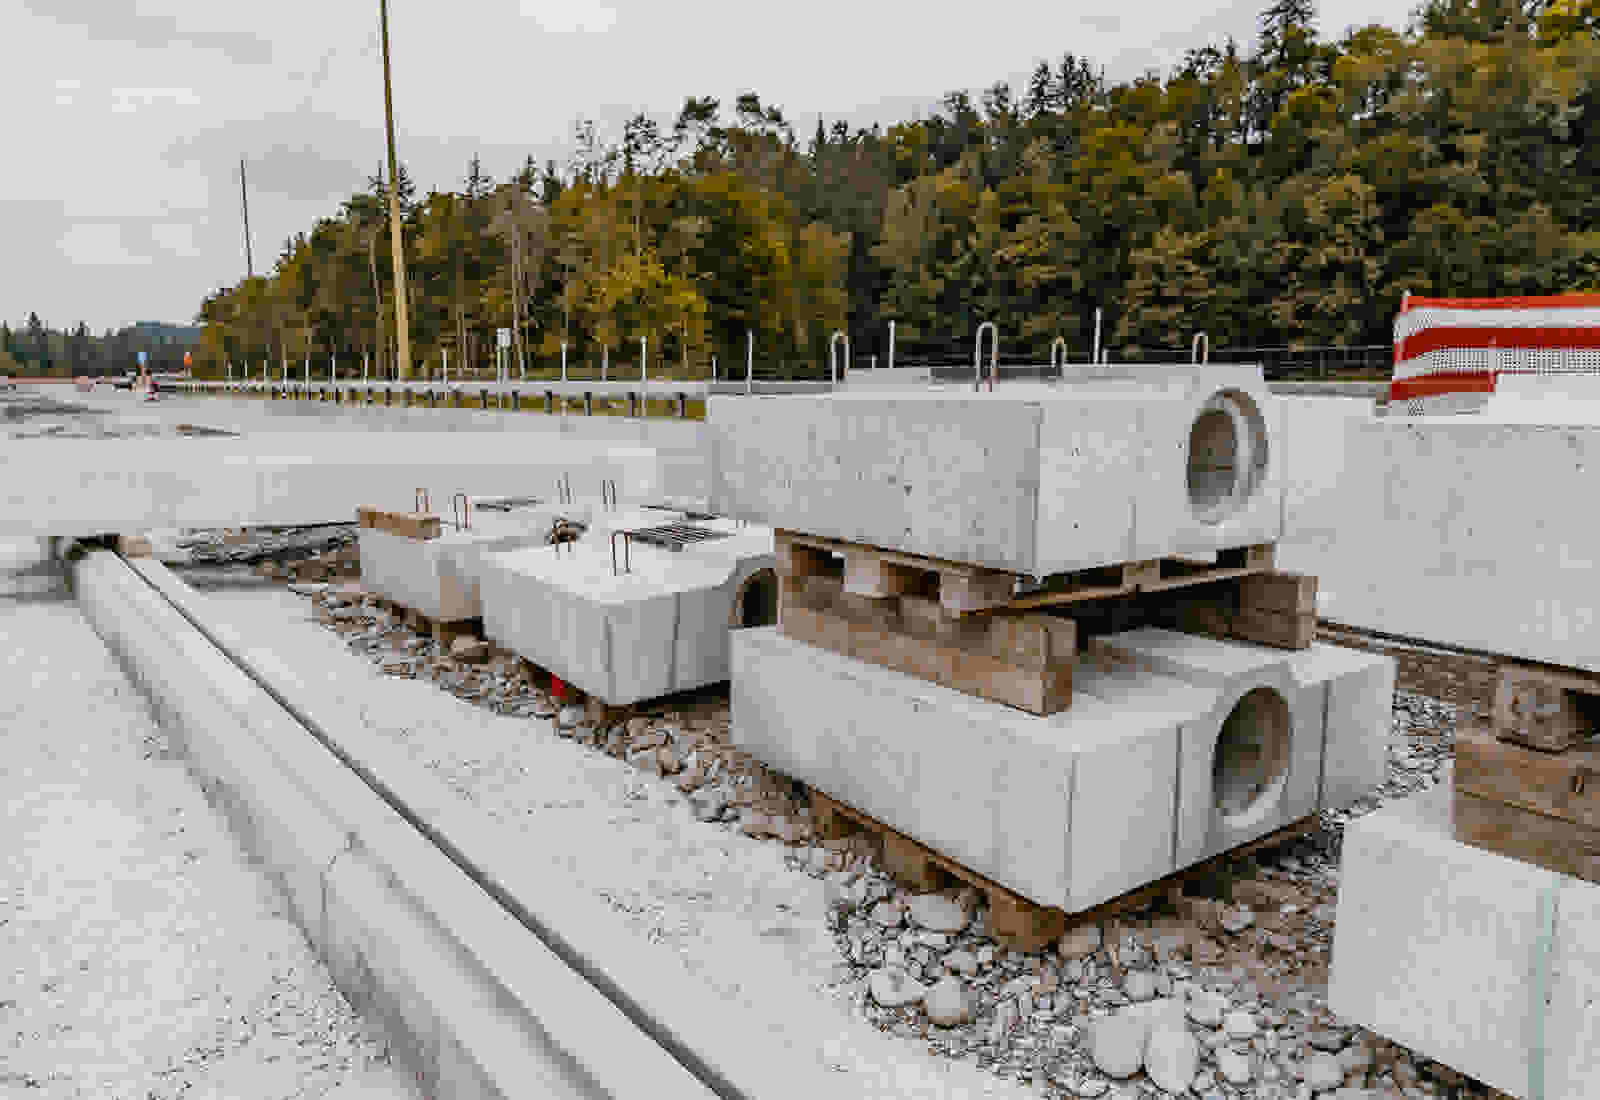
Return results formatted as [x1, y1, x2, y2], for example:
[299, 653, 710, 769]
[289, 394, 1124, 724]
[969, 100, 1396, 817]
[4, 0, 1412, 334]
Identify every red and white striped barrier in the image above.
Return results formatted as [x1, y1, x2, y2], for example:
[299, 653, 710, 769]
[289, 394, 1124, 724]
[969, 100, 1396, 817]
[1389, 294, 1600, 415]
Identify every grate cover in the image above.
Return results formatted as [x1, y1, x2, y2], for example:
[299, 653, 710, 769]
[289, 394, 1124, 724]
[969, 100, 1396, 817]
[625, 522, 732, 552]
[475, 496, 543, 512]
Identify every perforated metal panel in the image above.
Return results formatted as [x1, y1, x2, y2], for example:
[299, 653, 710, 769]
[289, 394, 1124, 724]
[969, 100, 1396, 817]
[625, 523, 733, 552]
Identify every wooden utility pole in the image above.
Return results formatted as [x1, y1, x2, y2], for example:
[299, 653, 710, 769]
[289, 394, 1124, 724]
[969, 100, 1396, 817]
[239, 157, 254, 278]
[379, 0, 412, 380]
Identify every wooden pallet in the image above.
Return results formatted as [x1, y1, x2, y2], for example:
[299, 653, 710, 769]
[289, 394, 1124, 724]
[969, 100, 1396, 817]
[1492, 660, 1600, 752]
[776, 533, 1313, 717]
[811, 786, 1318, 954]
[1454, 719, 1600, 882]
[371, 596, 480, 647]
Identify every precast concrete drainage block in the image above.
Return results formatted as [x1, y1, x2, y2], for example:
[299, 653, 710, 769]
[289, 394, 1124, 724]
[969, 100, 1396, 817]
[731, 567, 779, 629]
[1213, 685, 1292, 826]
[1187, 388, 1269, 525]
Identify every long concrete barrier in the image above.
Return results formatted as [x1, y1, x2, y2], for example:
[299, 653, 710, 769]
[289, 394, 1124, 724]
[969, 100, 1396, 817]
[72, 547, 718, 1099]
[73, 548, 860, 1100]
[2, 435, 661, 536]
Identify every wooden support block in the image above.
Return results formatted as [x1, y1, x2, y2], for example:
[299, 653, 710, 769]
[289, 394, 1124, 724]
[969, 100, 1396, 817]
[939, 570, 1017, 615]
[1237, 571, 1318, 615]
[116, 534, 152, 558]
[1455, 720, 1600, 829]
[780, 601, 1070, 715]
[843, 553, 922, 599]
[357, 507, 377, 529]
[1230, 608, 1317, 650]
[881, 832, 944, 893]
[1218, 543, 1275, 571]
[988, 892, 1068, 954]
[1494, 662, 1600, 752]
[1454, 789, 1600, 884]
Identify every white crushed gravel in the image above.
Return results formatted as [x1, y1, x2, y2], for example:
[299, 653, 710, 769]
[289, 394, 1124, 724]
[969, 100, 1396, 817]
[0, 543, 420, 1100]
[202, 584, 1045, 1099]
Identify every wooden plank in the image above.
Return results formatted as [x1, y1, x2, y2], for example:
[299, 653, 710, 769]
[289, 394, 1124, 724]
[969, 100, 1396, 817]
[1230, 608, 1317, 650]
[1454, 789, 1600, 885]
[1238, 572, 1318, 615]
[779, 601, 1072, 715]
[1454, 720, 1600, 830]
[1493, 662, 1600, 752]
[843, 553, 923, 599]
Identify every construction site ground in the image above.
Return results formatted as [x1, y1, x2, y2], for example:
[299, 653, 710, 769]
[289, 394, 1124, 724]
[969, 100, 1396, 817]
[151, 524, 1516, 1100]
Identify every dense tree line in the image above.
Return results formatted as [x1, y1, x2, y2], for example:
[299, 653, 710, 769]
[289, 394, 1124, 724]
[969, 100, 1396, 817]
[0, 316, 199, 377]
[190, 0, 1600, 378]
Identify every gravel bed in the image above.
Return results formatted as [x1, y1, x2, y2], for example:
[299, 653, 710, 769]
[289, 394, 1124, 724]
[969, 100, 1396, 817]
[201, 575, 1512, 1100]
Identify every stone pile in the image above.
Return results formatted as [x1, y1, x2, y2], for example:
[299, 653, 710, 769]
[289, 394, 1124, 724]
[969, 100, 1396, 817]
[282, 582, 1502, 1100]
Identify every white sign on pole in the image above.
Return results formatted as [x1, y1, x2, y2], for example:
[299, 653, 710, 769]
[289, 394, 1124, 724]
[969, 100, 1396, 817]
[497, 328, 511, 349]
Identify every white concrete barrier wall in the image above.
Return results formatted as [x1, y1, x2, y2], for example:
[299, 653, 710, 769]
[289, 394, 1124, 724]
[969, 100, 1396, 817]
[1278, 414, 1600, 671]
[69, 549, 726, 1100]
[1329, 778, 1600, 1099]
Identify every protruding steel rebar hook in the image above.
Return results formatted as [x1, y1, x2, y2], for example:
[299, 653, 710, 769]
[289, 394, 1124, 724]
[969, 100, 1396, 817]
[974, 322, 998, 392]
[451, 492, 470, 532]
[610, 530, 632, 576]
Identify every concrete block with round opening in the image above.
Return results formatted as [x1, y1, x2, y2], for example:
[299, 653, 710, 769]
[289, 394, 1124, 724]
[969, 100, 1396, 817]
[708, 364, 1286, 576]
[733, 623, 1394, 915]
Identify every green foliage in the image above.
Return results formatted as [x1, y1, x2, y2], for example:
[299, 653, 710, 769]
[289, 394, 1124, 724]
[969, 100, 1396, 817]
[188, 4, 1600, 376]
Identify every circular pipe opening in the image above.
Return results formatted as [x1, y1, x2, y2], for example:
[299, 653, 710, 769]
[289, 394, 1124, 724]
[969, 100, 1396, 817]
[731, 568, 779, 629]
[1212, 686, 1291, 826]
[1187, 389, 1269, 525]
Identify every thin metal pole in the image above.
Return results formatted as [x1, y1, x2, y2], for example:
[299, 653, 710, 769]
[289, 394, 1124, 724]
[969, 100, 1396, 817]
[640, 336, 647, 386]
[363, 351, 369, 382]
[1092, 308, 1102, 367]
[240, 158, 254, 279]
[561, 341, 568, 383]
[443, 346, 449, 383]
[829, 331, 848, 386]
[888, 320, 895, 371]
[746, 330, 753, 395]
[602, 344, 608, 382]
[379, 0, 412, 380]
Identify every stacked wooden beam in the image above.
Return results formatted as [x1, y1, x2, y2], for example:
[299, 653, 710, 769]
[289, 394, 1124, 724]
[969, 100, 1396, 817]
[1454, 661, 1600, 882]
[774, 529, 1317, 719]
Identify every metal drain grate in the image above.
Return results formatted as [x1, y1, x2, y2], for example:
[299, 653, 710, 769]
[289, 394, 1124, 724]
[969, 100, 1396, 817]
[475, 496, 544, 512]
[625, 523, 732, 552]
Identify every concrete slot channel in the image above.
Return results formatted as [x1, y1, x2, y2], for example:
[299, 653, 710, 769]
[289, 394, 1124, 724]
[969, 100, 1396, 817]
[65, 544, 840, 1100]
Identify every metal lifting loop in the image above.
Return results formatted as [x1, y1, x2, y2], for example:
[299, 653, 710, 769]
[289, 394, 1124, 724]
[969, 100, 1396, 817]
[602, 479, 617, 511]
[1192, 332, 1209, 366]
[414, 488, 430, 515]
[451, 492, 470, 532]
[829, 331, 849, 386]
[610, 530, 632, 576]
[1050, 336, 1067, 376]
[974, 322, 998, 392]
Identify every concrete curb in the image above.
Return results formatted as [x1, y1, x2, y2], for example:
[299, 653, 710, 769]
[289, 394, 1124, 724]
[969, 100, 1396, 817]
[71, 549, 721, 1100]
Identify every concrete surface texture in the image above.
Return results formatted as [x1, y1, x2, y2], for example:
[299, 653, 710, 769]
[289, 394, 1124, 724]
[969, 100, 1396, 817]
[478, 511, 777, 704]
[1277, 413, 1600, 672]
[730, 625, 1392, 913]
[72, 548, 722, 1100]
[0, 550, 418, 1100]
[67, 388, 714, 508]
[141, 559, 1038, 1100]
[0, 432, 661, 535]
[358, 501, 593, 622]
[1328, 773, 1600, 1099]
[706, 366, 1286, 576]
